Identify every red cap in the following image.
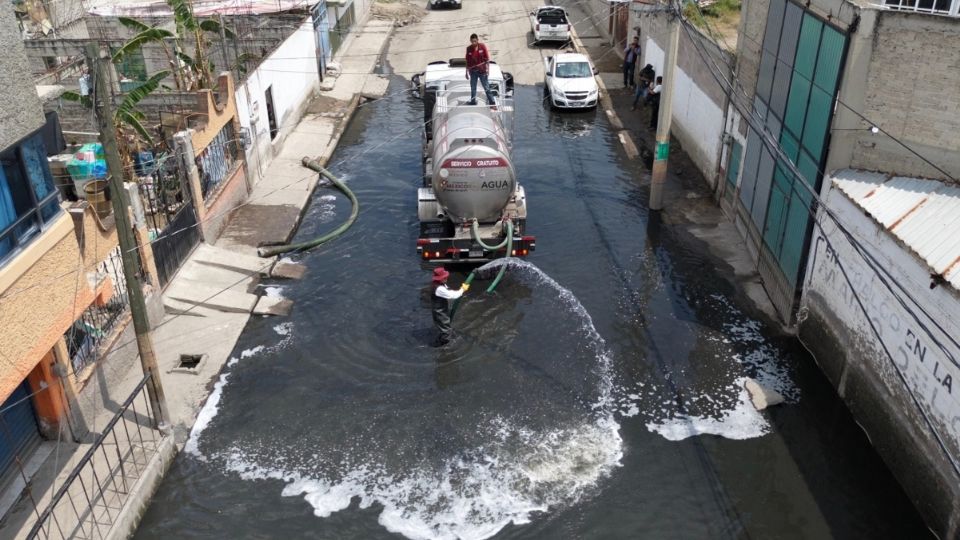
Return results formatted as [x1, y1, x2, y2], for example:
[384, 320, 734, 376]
[432, 267, 450, 283]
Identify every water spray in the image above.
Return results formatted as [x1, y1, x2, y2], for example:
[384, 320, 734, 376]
[450, 219, 514, 318]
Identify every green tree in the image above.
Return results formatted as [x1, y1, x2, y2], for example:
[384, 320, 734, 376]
[62, 70, 170, 149]
[112, 0, 234, 91]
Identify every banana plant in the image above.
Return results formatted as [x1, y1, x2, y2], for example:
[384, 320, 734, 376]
[112, 0, 235, 91]
[62, 70, 171, 148]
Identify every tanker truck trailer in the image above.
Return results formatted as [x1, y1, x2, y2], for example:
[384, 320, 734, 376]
[411, 59, 535, 263]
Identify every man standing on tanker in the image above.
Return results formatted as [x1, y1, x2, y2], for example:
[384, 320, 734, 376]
[465, 33, 496, 107]
[432, 267, 470, 345]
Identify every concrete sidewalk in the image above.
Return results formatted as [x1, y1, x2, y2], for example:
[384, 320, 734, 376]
[567, 14, 780, 324]
[0, 15, 395, 540]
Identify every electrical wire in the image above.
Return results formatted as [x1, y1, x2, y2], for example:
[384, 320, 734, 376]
[675, 4, 960, 356]
[672, 2, 960, 478]
[4, 0, 622, 362]
[8, 0, 617, 300]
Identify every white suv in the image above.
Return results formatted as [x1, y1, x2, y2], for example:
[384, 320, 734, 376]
[543, 53, 599, 110]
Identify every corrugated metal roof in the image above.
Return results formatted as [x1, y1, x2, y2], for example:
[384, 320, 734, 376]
[831, 169, 960, 291]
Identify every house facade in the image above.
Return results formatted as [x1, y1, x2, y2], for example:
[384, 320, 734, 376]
[725, 0, 960, 534]
[0, 5, 125, 486]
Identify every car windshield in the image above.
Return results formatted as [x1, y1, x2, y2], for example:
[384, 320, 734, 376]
[555, 62, 592, 78]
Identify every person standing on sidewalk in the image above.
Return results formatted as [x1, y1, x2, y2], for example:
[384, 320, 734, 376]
[631, 64, 656, 110]
[623, 36, 641, 88]
[431, 267, 470, 346]
[465, 33, 496, 106]
[648, 76, 663, 129]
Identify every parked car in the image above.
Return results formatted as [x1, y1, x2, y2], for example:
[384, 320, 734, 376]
[429, 0, 462, 9]
[530, 6, 571, 44]
[543, 53, 599, 110]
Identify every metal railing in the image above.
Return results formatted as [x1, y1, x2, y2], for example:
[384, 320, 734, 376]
[196, 123, 239, 198]
[65, 247, 133, 375]
[27, 374, 163, 539]
[138, 156, 190, 234]
[876, 0, 960, 15]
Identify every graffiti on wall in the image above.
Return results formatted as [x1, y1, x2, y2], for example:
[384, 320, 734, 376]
[806, 229, 960, 456]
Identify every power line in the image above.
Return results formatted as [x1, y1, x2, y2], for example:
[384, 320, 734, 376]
[713, 5, 957, 183]
[674, 4, 960, 356]
[674, 9, 960, 357]
[674, 6, 960, 479]
[8, 0, 621, 303]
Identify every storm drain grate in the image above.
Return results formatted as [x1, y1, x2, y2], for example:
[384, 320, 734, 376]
[177, 354, 203, 370]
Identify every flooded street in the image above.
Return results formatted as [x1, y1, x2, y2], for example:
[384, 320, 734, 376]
[135, 80, 926, 538]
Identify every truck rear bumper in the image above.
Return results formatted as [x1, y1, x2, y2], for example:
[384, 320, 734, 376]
[417, 236, 536, 263]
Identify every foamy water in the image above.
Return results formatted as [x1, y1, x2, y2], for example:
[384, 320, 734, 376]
[185, 259, 795, 539]
[645, 379, 769, 441]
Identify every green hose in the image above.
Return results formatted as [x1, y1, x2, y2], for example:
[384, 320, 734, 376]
[257, 157, 359, 258]
[486, 229, 512, 293]
[471, 219, 511, 250]
[449, 271, 476, 318]
[450, 220, 514, 320]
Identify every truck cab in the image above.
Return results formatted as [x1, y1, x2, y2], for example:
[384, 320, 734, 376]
[543, 53, 599, 110]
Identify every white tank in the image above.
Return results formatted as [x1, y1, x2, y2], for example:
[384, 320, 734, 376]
[430, 108, 516, 222]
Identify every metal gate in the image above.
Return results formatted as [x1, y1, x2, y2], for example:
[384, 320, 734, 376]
[0, 382, 41, 481]
[140, 156, 201, 287]
[312, 0, 330, 76]
[613, 2, 630, 48]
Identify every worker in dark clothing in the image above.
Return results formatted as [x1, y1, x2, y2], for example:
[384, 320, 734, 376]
[648, 76, 663, 129]
[631, 64, 656, 110]
[465, 33, 496, 106]
[432, 267, 470, 345]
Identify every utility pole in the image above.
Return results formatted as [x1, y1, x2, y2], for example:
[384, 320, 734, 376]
[649, 4, 681, 211]
[85, 43, 169, 429]
[218, 13, 232, 79]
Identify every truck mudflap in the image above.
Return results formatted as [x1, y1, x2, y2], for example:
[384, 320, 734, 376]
[416, 235, 536, 262]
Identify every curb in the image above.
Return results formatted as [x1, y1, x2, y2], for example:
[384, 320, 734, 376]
[105, 435, 178, 540]
[569, 24, 639, 160]
[282, 23, 395, 244]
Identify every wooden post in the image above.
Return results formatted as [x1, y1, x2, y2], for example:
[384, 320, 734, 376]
[85, 43, 169, 429]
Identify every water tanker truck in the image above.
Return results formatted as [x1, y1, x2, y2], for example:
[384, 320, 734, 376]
[411, 59, 535, 263]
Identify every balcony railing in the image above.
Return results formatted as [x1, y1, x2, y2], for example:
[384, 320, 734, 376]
[877, 0, 960, 16]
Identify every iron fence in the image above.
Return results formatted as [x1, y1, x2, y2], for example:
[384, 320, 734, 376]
[138, 155, 189, 234]
[27, 374, 163, 539]
[65, 247, 133, 375]
[197, 122, 239, 198]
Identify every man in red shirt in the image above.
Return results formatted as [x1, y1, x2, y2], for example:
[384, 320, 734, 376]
[465, 33, 496, 106]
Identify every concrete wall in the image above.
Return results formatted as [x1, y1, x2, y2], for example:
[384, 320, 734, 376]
[0, 6, 46, 150]
[733, 0, 767, 137]
[634, 9, 732, 186]
[828, 9, 960, 182]
[179, 73, 250, 242]
[235, 17, 320, 184]
[800, 183, 960, 538]
[577, 0, 615, 44]
[0, 216, 94, 400]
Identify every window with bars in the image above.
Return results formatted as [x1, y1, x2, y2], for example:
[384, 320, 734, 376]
[881, 0, 959, 16]
[196, 122, 239, 199]
[65, 246, 134, 375]
[0, 131, 62, 264]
